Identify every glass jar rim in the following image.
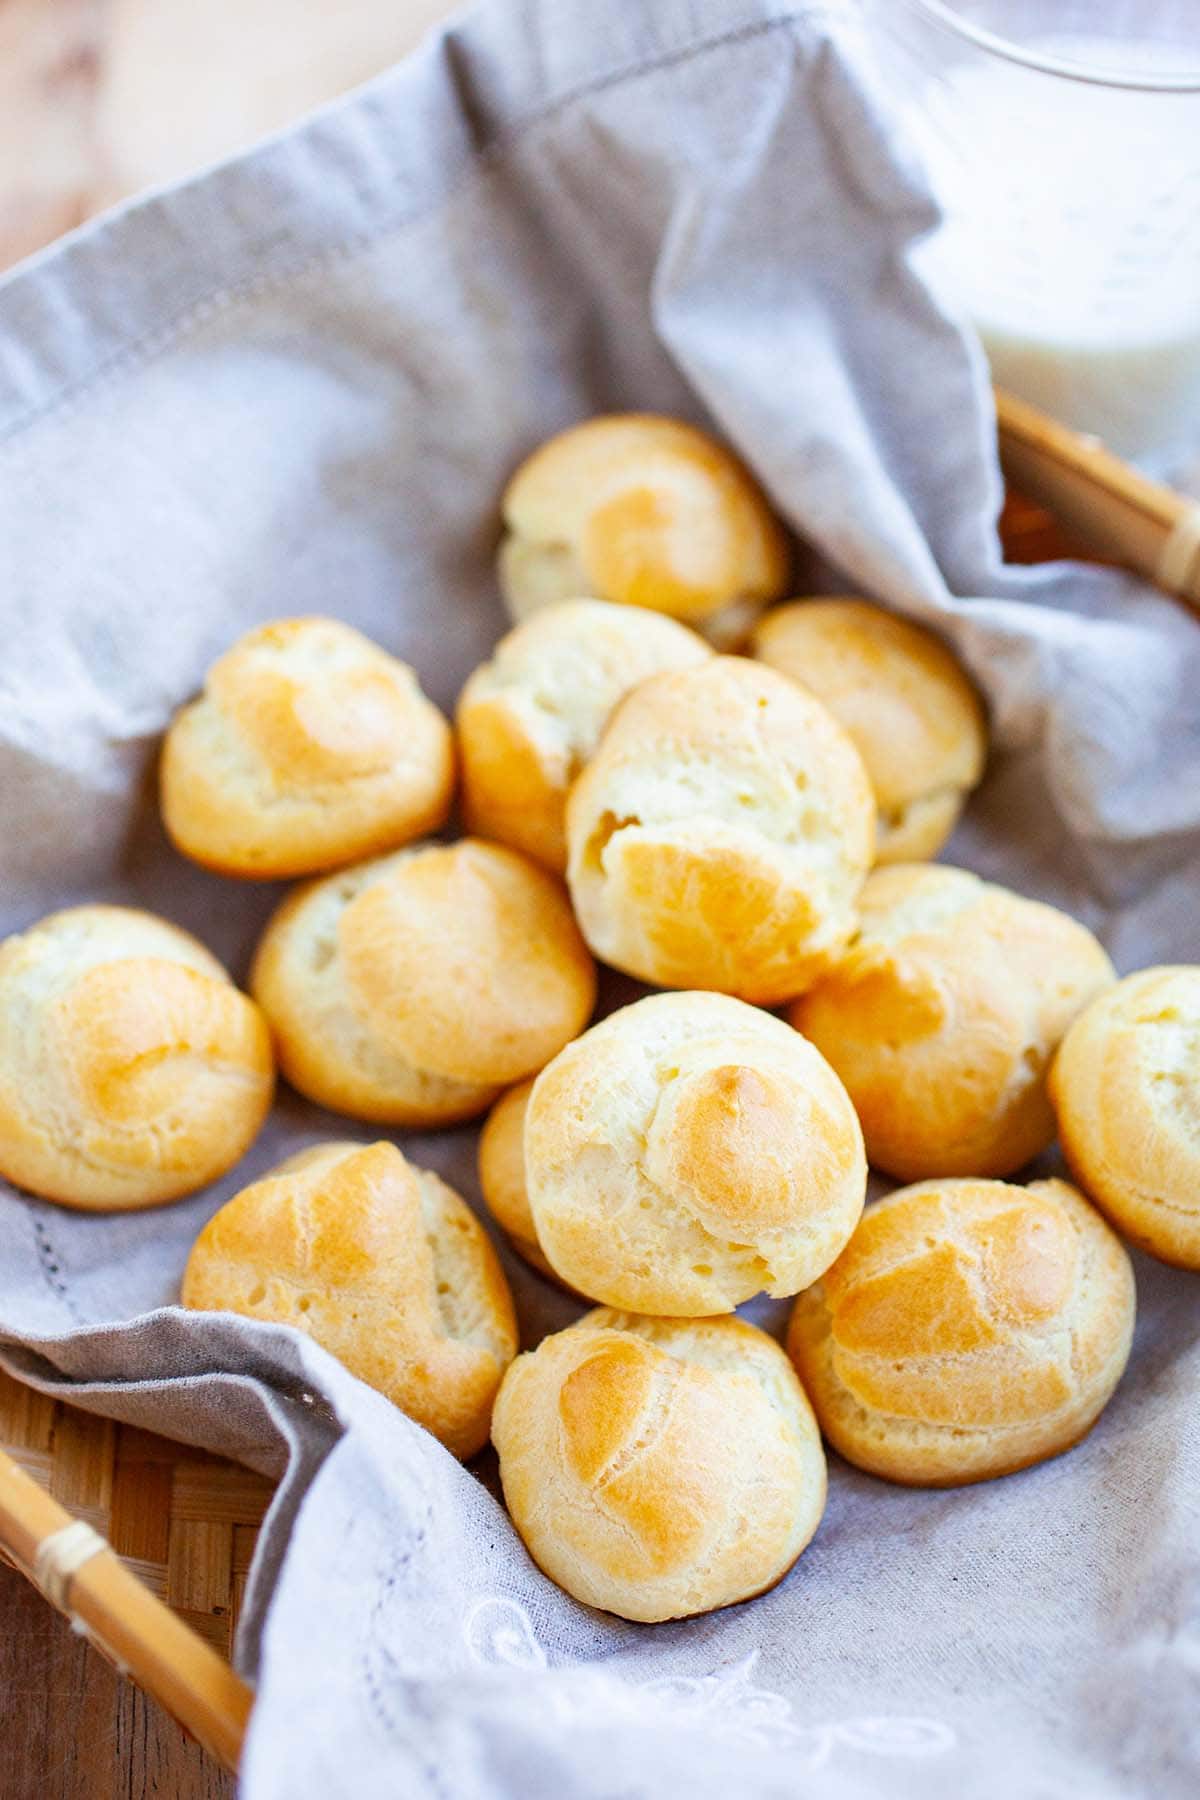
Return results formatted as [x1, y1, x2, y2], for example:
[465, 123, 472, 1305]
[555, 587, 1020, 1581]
[894, 0, 1200, 91]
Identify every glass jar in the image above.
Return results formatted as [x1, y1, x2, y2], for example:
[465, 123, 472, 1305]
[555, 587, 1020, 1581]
[863, 0, 1200, 477]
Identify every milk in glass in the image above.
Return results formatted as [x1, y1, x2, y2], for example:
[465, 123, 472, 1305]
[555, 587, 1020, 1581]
[906, 35, 1200, 474]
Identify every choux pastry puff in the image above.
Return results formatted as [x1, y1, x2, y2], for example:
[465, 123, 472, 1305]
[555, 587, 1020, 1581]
[792, 863, 1114, 1180]
[251, 838, 596, 1127]
[524, 991, 866, 1313]
[566, 657, 875, 1003]
[161, 616, 455, 878]
[498, 414, 789, 646]
[477, 1078, 560, 1284]
[492, 1309, 827, 1621]
[0, 905, 273, 1210]
[788, 1176, 1135, 1486]
[183, 1140, 517, 1459]
[751, 597, 986, 863]
[457, 598, 710, 871]
[1050, 965, 1200, 1269]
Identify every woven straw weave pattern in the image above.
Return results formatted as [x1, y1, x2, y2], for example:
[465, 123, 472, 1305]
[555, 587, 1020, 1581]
[0, 1367, 275, 1660]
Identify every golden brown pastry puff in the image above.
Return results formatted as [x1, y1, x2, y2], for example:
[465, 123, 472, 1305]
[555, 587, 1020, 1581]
[751, 597, 986, 863]
[161, 616, 455, 878]
[183, 1140, 517, 1458]
[498, 415, 789, 646]
[788, 1176, 1135, 1487]
[492, 1309, 826, 1620]
[0, 904, 273, 1210]
[477, 1078, 556, 1282]
[251, 839, 596, 1127]
[477, 1078, 589, 1295]
[456, 598, 711, 871]
[791, 863, 1114, 1181]
[565, 657, 875, 1004]
[525, 991, 866, 1314]
[1049, 965, 1200, 1269]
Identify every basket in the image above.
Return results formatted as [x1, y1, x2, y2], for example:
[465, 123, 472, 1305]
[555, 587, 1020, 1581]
[0, 1364, 268, 1770]
[0, 393, 1191, 1782]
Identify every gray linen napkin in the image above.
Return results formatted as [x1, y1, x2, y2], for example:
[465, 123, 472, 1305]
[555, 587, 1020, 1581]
[0, 2, 1197, 1795]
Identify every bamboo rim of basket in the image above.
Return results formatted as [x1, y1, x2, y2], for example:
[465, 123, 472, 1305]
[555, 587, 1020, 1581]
[0, 1442, 252, 1770]
[993, 387, 1200, 611]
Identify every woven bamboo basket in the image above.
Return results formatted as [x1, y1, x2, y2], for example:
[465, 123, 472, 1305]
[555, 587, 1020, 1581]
[0, 1364, 267, 1769]
[0, 390, 1194, 1780]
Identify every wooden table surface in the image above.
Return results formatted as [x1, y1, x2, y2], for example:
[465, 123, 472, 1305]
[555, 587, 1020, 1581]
[0, 0, 452, 274]
[0, 1561, 233, 1800]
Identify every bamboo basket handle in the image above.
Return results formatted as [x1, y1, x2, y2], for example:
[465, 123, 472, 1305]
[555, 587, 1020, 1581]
[993, 387, 1200, 612]
[0, 1443, 252, 1771]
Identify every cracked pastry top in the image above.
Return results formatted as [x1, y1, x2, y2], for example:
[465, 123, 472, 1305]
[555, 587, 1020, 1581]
[492, 1309, 826, 1621]
[524, 990, 866, 1315]
[161, 615, 455, 879]
[751, 596, 987, 864]
[250, 838, 596, 1128]
[497, 414, 790, 648]
[457, 597, 711, 872]
[0, 904, 274, 1210]
[565, 656, 875, 1004]
[787, 1176, 1135, 1487]
[791, 862, 1115, 1181]
[1049, 965, 1200, 1270]
[183, 1139, 517, 1459]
